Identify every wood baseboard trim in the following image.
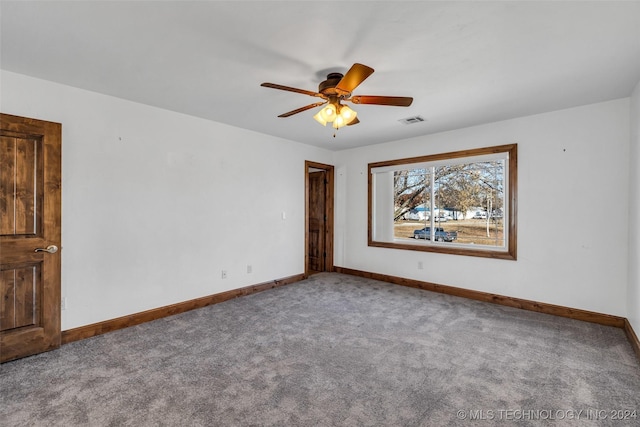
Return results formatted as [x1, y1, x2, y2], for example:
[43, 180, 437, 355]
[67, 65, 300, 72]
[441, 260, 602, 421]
[61, 273, 306, 345]
[334, 267, 626, 328]
[624, 319, 640, 361]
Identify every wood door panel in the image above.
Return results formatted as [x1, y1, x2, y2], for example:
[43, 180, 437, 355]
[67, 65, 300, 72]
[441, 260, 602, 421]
[0, 136, 16, 234]
[0, 325, 48, 362]
[1, 265, 38, 331]
[15, 138, 39, 235]
[1, 114, 61, 363]
[0, 136, 41, 237]
[308, 226, 321, 272]
[308, 172, 325, 272]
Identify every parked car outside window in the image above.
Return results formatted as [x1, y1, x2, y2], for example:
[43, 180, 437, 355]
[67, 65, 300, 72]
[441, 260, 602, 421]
[413, 227, 457, 242]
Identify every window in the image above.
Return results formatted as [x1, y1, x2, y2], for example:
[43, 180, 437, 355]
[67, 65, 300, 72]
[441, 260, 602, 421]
[368, 144, 517, 260]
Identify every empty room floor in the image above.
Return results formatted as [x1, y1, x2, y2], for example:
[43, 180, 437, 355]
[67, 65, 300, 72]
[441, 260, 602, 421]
[1, 273, 639, 426]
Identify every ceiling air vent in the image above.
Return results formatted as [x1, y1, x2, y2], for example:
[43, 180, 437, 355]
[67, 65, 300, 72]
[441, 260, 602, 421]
[398, 115, 425, 125]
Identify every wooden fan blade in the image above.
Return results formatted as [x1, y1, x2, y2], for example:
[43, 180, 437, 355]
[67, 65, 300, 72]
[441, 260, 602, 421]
[350, 95, 413, 107]
[261, 82, 324, 98]
[277, 101, 327, 118]
[335, 63, 374, 94]
[347, 117, 360, 126]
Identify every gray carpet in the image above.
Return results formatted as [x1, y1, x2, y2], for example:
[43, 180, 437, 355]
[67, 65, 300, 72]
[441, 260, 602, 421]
[1, 273, 639, 426]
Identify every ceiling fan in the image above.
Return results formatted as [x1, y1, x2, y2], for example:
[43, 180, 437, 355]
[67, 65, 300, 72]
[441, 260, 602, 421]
[261, 63, 413, 129]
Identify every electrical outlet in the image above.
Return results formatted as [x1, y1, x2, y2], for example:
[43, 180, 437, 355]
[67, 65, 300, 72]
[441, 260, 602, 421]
[61, 297, 67, 310]
[247, 265, 252, 274]
[221, 270, 227, 279]
[418, 261, 424, 270]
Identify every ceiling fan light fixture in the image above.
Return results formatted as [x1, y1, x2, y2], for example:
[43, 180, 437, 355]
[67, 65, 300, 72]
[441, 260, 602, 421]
[333, 115, 346, 129]
[339, 105, 357, 124]
[319, 104, 337, 122]
[313, 111, 328, 126]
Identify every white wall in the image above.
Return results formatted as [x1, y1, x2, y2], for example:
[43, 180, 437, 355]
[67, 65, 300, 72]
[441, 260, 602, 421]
[629, 81, 640, 332]
[2, 69, 636, 329]
[1, 71, 333, 330]
[335, 99, 631, 316]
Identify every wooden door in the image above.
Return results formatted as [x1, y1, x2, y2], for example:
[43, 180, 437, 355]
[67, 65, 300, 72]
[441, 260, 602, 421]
[305, 161, 334, 276]
[308, 171, 326, 273]
[0, 114, 61, 363]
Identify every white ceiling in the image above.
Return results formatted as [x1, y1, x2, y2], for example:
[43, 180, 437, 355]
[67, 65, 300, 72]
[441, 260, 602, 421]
[2, 1, 640, 151]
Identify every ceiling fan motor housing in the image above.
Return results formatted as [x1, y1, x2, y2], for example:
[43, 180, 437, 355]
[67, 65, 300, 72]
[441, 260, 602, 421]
[319, 73, 347, 97]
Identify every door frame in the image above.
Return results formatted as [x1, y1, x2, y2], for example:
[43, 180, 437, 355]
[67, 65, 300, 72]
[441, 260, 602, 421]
[1, 113, 62, 362]
[305, 161, 334, 277]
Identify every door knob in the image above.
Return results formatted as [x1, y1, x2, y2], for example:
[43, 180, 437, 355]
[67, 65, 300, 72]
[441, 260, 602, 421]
[35, 245, 59, 254]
